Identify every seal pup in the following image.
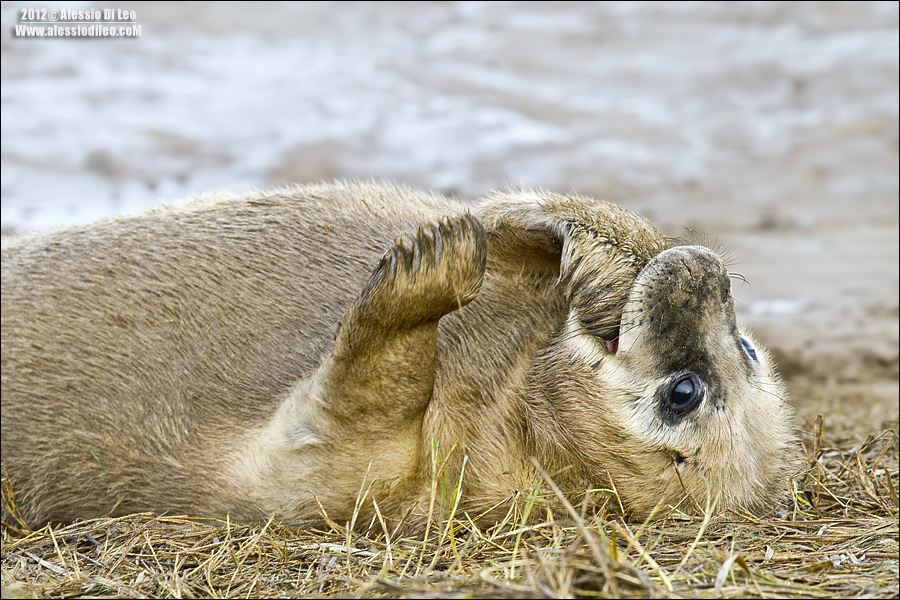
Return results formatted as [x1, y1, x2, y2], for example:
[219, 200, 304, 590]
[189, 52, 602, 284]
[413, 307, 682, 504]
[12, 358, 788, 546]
[1, 182, 796, 529]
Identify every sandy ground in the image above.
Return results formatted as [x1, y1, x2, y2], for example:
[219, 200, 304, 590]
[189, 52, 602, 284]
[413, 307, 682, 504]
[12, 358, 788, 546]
[2, 1, 897, 437]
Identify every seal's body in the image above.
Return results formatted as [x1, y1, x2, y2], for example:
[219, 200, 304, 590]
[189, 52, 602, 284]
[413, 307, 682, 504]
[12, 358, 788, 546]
[1, 182, 795, 528]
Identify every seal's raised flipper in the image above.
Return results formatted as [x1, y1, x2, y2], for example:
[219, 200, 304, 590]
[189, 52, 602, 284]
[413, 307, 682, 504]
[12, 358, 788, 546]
[322, 214, 487, 425]
[476, 189, 668, 343]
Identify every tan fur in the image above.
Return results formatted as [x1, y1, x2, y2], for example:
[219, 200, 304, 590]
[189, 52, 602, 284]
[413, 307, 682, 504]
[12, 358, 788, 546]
[1, 181, 796, 529]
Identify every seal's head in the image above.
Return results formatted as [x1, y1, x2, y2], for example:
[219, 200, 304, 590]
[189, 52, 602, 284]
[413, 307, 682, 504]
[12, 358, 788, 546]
[550, 244, 796, 518]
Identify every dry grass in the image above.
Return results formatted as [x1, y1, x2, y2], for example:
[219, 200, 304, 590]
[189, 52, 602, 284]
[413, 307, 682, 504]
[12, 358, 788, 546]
[2, 417, 897, 599]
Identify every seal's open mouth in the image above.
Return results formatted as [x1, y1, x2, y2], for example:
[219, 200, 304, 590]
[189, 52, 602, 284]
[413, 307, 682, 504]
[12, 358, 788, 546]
[605, 338, 619, 354]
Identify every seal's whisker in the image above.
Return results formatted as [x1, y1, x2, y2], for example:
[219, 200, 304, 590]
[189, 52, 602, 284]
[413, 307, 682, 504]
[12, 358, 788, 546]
[729, 272, 750, 287]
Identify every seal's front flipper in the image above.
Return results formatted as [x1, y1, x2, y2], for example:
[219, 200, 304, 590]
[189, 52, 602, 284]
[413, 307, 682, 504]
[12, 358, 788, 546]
[477, 190, 668, 346]
[323, 214, 487, 425]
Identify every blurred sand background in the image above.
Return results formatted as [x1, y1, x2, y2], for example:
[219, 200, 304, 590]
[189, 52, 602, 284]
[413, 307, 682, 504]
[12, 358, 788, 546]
[2, 1, 897, 437]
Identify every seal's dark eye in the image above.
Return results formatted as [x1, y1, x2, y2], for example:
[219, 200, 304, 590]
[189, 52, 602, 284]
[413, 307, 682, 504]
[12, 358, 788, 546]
[670, 376, 697, 409]
[658, 371, 704, 423]
[739, 335, 758, 362]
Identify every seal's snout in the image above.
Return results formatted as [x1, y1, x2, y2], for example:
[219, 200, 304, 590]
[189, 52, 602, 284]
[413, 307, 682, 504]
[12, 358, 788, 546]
[617, 245, 736, 360]
[649, 246, 731, 309]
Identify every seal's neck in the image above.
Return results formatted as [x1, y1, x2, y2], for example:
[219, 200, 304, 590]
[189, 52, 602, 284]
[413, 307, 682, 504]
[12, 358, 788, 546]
[522, 332, 597, 484]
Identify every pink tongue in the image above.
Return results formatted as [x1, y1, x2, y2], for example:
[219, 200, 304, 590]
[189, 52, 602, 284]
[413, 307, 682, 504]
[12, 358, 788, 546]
[606, 339, 619, 354]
